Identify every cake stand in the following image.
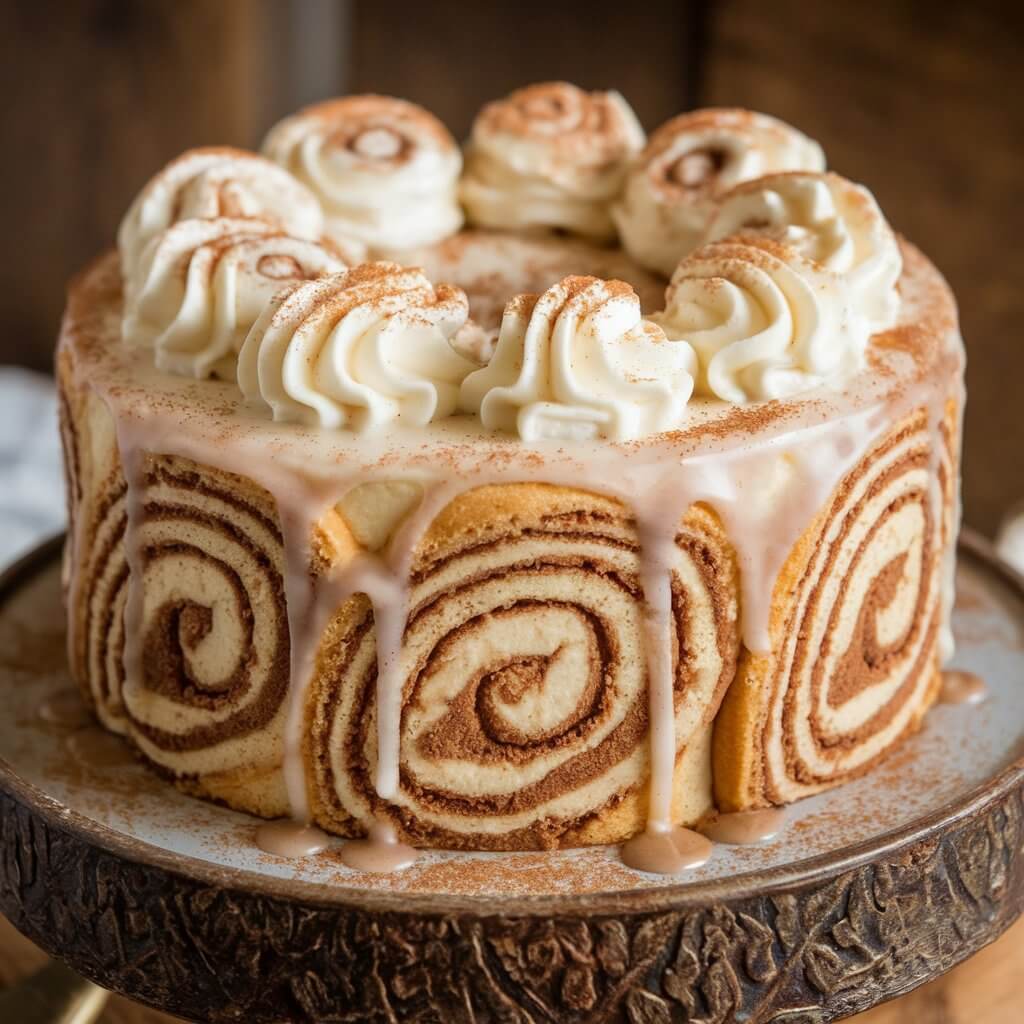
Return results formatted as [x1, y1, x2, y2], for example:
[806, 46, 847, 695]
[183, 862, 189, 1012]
[0, 533, 1022, 1024]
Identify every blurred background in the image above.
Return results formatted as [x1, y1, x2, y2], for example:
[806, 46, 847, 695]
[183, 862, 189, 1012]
[1, 0, 1022, 544]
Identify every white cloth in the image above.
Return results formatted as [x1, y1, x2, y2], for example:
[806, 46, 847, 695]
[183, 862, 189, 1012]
[0, 368, 65, 568]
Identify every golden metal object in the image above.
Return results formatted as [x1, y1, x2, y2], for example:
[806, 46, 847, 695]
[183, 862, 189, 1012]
[0, 959, 109, 1024]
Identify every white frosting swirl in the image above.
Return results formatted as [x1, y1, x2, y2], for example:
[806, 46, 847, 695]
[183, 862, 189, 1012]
[612, 109, 825, 275]
[118, 148, 327, 285]
[653, 239, 866, 404]
[261, 96, 463, 252]
[460, 276, 696, 442]
[460, 82, 645, 241]
[237, 263, 476, 431]
[704, 171, 902, 330]
[123, 218, 346, 379]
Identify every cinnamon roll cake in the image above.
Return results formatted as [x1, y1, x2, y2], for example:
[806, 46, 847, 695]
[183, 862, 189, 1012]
[57, 84, 965, 860]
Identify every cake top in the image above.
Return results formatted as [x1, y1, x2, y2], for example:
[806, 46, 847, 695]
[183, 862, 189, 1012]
[100, 82, 956, 446]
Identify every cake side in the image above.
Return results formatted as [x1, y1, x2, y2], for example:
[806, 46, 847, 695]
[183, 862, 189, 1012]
[56, 242, 961, 848]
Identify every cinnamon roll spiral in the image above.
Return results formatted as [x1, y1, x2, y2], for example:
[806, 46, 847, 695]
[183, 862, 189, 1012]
[71, 467, 131, 734]
[714, 409, 954, 809]
[60, 400, 293, 810]
[59, 352, 135, 735]
[307, 486, 739, 850]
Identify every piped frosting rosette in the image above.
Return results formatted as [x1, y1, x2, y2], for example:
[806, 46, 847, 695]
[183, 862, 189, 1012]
[118, 147, 331, 286]
[654, 238, 868, 403]
[123, 218, 346, 379]
[460, 82, 645, 241]
[237, 262, 477, 431]
[261, 95, 463, 252]
[307, 487, 739, 849]
[714, 406, 956, 809]
[460, 275, 697, 441]
[612, 109, 825, 275]
[704, 171, 902, 330]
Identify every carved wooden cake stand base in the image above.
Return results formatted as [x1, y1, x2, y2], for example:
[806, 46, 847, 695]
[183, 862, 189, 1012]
[1, 534, 1022, 1024]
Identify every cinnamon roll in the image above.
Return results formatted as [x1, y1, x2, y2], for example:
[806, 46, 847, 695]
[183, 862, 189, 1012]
[307, 486, 739, 849]
[61, 379, 132, 735]
[116, 453, 291, 811]
[714, 406, 955, 809]
[460, 82, 645, 241]
[612, 109, 825, 275]
[59, 392, 290, 815]
[261, 95, 463, 253]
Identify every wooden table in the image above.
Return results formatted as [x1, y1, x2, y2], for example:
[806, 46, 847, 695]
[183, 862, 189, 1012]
[1, 912, 1021, 1023]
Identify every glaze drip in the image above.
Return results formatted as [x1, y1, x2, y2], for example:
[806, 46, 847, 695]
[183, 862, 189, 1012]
[939, 670, 987, 706]
[339, 821, 420, 872]
[621, 824, 712, 874]
[702, 808, 785, 844]
[255, 819, 330, 857]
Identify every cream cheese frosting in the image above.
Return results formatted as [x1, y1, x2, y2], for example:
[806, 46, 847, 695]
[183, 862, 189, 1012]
[654, 238, 866, 404]
[118, 147, 328, 287]
[460, 276, 696, 441]
[612, 109, 825, 276]
[460, 82, 645, 241]
[262, 96, 463, 253]
[704, 171, 902, 330]
[237, 262, 477, 431]
[123, 218, 346, 379]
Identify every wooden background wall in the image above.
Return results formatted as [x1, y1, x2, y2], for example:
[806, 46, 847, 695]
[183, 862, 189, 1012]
[2, 0, 1021, 534]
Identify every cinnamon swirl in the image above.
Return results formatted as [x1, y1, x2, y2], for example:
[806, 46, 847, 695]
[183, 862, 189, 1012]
[714, 403, 957, 809]
[306, 487, 738, 849]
